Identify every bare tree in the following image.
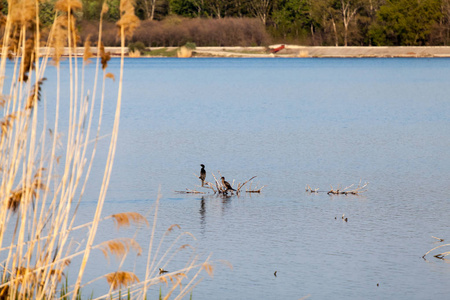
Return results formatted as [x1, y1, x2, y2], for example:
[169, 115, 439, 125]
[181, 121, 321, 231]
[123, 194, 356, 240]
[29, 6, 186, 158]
[340, 0, 365, 46]
[137, 0, 157, 20]
[189, 0, 205, 17]
[312, 0, 366, 46]
[249, 0, 271, 25]
[205, 0, 225, 18]
[312, 0, 340, 46]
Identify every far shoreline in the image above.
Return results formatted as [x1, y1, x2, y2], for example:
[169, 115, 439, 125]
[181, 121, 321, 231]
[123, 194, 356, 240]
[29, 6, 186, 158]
[34, 45, 450, 58]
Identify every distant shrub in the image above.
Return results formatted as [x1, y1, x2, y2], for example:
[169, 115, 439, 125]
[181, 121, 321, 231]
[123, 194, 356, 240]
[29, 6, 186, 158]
[130, 17, 270, 47]
[79, 20, 120, 46]
[128, 41, 146, 53]
[184, 41, 196, 50]
[78, 17, 271, 47]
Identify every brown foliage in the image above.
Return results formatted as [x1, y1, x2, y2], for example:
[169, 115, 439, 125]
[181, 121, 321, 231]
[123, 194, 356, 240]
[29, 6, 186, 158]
[78, 20, 119, 46]
[79, 17, 270, 47]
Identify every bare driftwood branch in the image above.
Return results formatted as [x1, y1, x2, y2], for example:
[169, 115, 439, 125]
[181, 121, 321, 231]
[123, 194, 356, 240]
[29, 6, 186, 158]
[184, 170, 264, 196]
[246, 181, 265, 193]
[327, 181, 369, 195]
[305, 185, 319, 193]
[211, 172, 226, 194]
[236, 176, 257, 193]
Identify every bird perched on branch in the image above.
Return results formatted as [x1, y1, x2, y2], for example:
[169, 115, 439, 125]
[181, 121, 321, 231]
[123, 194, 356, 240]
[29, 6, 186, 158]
[159, 268, 168, 275]
[199, 164, 206, 186]
[221, 177, 236, 193]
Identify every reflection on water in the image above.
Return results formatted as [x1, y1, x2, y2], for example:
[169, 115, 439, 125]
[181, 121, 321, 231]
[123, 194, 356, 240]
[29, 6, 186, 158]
[49, 58, 450, 299]
[199, 196, 205, 231]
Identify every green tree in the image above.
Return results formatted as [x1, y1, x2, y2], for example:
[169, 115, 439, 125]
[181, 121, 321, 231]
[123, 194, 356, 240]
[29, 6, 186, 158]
[271, 0, 311, 40]
[81, 0, 102, 20]
[39, 0, 56, 27]
[369, 0, 442, 45]
[169, 0, 198, 17]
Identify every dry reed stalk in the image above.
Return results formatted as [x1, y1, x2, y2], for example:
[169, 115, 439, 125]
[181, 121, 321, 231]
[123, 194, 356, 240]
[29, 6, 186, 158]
[0, 0, 116, 297]
[0, 0, 213, 298]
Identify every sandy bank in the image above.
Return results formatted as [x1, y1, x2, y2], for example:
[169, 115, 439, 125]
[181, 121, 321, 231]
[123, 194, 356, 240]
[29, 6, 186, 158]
[34, 45, 450, 58]
[192, 45, 450, 57]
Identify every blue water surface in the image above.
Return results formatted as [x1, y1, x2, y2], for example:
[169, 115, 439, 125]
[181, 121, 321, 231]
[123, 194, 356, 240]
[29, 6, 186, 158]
[18, 57, 450, 299]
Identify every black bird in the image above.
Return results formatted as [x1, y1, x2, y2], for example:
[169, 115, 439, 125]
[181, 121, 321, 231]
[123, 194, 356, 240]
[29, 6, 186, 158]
[221, 177, 236, 192]
[159, 268, 168, 275]
[199, 164, 206, 186]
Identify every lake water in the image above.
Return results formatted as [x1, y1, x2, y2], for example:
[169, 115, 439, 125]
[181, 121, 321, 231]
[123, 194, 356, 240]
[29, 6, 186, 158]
[9, 57, 450, 299]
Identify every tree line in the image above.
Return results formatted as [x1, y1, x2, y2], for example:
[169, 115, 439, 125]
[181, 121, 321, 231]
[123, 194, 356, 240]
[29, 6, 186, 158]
[3, 0, 450, 46]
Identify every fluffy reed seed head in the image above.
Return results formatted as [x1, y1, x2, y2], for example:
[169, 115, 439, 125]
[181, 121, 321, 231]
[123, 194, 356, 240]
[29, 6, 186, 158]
[202, 262, 214, 277]
[166, 224, 181, 233]
[0, 96, 6, 108]
[101, 2, 109, 15]
[105, 271, 139, 290]
[83, 36, 93, 63]
[15, 267, 37, 284]
[26, 78, 47, 109]
[111, 212, 149, 229]
[7, 168, 47, 212]
[99, 42, 111, 70]
[49, 269, 65, 282]
[105, 73, 115, 81]
[1, 113, 17, 140]
[52, 15, 69, 64]
[55, 0, 82, 13]
[9, 0, 36, 28]
[116, 0, 140, 38]
[21, 38, 36, 82]
[159, 272, 187, 287]
[98, 238, 142, 262]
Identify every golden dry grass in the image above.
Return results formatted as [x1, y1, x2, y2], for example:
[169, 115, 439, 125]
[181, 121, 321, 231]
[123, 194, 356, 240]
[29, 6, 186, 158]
[177, 46, 192, 58]
[128, 50, 141, 57]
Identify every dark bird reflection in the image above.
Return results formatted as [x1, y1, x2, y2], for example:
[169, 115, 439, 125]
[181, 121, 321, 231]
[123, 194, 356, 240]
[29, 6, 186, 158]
[199, 196, 206, 232]
[198, 195, 234, 232]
